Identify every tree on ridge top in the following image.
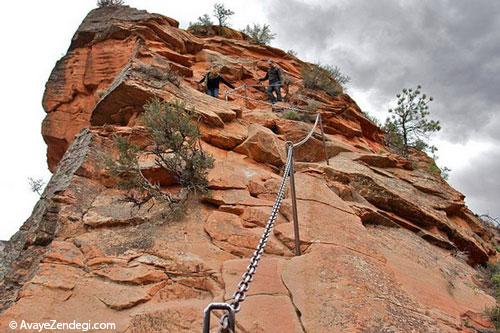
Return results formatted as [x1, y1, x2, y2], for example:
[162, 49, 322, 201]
[213, 3, 235, 27]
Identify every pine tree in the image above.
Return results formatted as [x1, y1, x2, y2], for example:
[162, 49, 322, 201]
[384, 85, 440, 152]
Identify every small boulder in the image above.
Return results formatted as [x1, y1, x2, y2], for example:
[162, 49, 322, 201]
[235, 124, 286, 166]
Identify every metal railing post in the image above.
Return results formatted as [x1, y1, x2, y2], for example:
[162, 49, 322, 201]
[286, 142, 301, 256]
[318, 114, 330, 165]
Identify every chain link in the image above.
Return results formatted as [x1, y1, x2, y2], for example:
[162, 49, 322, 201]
[217, 145, 294, 329]
[218, 315, 233, 333]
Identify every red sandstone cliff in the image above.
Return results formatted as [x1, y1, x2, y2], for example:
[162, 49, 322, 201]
[0, 5, 497, 332]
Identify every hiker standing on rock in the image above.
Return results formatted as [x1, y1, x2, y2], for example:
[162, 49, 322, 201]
[259, 59, 283, 104]
[198, 65, 235, 98]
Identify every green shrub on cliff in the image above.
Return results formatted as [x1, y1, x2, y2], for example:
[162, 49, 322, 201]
[282, 110, 300, 121]
[196, 14, 213, 26]
[486, 281, 500, 329]
[105, 98, 214, 221]
[301, 63, 350, 97]
[188, 14, 213, 34]
[281, 100, 319, 123]
[485, 263, 500, 298]
[478, 262, 500, 329]
[242, 24, 275, 45]
[97, 0, 124, 7]
[485, 306, 500, 330]
[188, 4, 235, 36]
[143, 98, 214, 194]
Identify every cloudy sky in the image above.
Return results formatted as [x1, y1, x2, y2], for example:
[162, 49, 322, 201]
[0, 0, 498, 239]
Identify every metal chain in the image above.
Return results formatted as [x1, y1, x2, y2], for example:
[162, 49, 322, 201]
[292, 113, 321, 148]
[218, 315, 233, 333]
[217, 145, 294, 331]
[206, 102, 327, 332]
[225, 83, 263, 96]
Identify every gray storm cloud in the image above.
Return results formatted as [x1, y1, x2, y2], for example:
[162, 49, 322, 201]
[262, 0, 500, 217]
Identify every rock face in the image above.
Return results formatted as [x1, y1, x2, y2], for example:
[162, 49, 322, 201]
[0, 5, 497, 333]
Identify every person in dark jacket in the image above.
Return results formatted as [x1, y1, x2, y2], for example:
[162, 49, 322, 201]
[259, 60, 283, 103]
[198, 66, 235, 98]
